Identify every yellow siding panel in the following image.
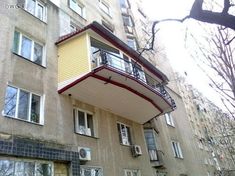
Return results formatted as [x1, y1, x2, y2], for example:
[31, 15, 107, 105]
[58, 34, 90, 83]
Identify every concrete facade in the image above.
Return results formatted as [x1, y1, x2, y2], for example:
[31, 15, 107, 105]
[0, 0, 232, 176]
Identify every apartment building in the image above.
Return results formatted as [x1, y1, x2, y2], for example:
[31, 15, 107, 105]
[177, 75, 235, 175]
[1, 0, 230, 176]
[0, 0, 177, 175]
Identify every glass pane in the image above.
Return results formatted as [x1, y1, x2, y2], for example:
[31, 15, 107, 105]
[33, 42, 43, 65]
[15, 162, 24, 176]
[35, 163, 52, 176]
[18, 90, 30, 120]
[144, 130, 156, 150]
[4, 86, 17, 117]
[26, 0, 36, 14]
[36, 4, 43, 20]
[21, 36, 32, 60]
[24, 162, 35, 176]
[87, 114, 94, 136]
[13, 31, 20, 54]
[31, 94, 40, 123]
[0, 160, 14, 176]
[78, 111, 86, 134]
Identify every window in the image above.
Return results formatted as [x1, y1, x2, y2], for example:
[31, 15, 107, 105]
[119, 0, 130, 8]
[24, 0, 46, 21]
[80, 166, 103, 176]
[0, 159, 52, 176]
[99, 0, 111, 16]
[74, 109, 94, 137]
[13, 31, 45, 66]
[127, 38, 137, 50]
[3, 85, 43, 124]
[124, 169, 140, 176]
[69, 0, 85, 18]
[165, 113, 175, 127]
[117, 123, 131, 146]
[171, 141, 183, 158]
[122, 15, 133, 27]
[144, 129, 158, 161]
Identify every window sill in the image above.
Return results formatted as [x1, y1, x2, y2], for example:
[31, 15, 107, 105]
[12, 52, 46, 69]
[75, 132, 99, 139]
[166, 124, 175, 128]
[120, 143, 131, 147]
[20, 7, 47, 24]
[3, 115, 43, 126]
[174, 156, 184, 160]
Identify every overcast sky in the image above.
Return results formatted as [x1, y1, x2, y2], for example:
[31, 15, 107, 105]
[142, 0, 224, 107]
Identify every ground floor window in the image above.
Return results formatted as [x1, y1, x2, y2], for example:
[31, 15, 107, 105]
[80, 166, 103, 176]
[124, 169, 141, 176]
[0, 158, 52, 176]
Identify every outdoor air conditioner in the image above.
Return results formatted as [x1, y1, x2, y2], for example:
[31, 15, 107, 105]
[78, 147, 91, 161]
[131, 145, 142, 157]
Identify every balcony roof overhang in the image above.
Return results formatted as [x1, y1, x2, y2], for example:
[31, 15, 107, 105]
[56, 21, 169, 84]
[58, 66, 173, 124]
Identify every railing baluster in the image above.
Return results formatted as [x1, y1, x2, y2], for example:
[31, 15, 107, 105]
[92, 49, 176, 110]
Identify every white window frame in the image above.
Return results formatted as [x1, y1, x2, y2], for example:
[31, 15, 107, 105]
[124, 169, 141, 176]
[74, 108, 94, 137]
[80, 166, 103, 176]
[0, 157, 53, 176]
[24, 0, 47, 22]
[117, 122, 131, 146]
[171, 141, 183, 159]
[3, 85, 44, 125]
[69, 0, 86, 18]
[99, 0, 112, 17]
[13, 30, 46, 67]
[165, 112, 175, 127]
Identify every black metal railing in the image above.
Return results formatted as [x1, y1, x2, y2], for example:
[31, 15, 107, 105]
[91, 49, 176, 109]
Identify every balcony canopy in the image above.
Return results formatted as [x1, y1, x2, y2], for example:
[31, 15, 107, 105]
[56, 21, 169, 84]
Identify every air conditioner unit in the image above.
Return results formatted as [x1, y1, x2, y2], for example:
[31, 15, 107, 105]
[78, 147, 91, 161]
[131, 145, 142, 157]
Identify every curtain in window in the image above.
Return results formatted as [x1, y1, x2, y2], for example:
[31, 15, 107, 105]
[26, 0, 36, 14]
[21, 36, 32, 59]
[34, 42, 43, 65]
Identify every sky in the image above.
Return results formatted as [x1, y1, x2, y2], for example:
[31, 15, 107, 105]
[142, 0, 224, 107]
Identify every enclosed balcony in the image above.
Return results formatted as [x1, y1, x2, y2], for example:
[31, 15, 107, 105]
[56, 22, 175, 124]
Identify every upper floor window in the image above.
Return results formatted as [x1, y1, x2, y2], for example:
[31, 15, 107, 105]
[119, 0, 130, 8]
[80, 166, 103, 176]
[124, 169, 141, 176]
[0, 158, 52, 176]
[127, 38, 137, 50]
[74, 108, 94, 137]
[171, 141, 183, 159]
[165, 113, 175, 127]
[99, 0, 111, 17]
[3, 85, 44, 124]
[122, 15, 133, 27]
[24, 0, 46, 21]
[13, 31, 45, 66]
[117, 123, 132, 146]
[69, 0, 86, 18]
